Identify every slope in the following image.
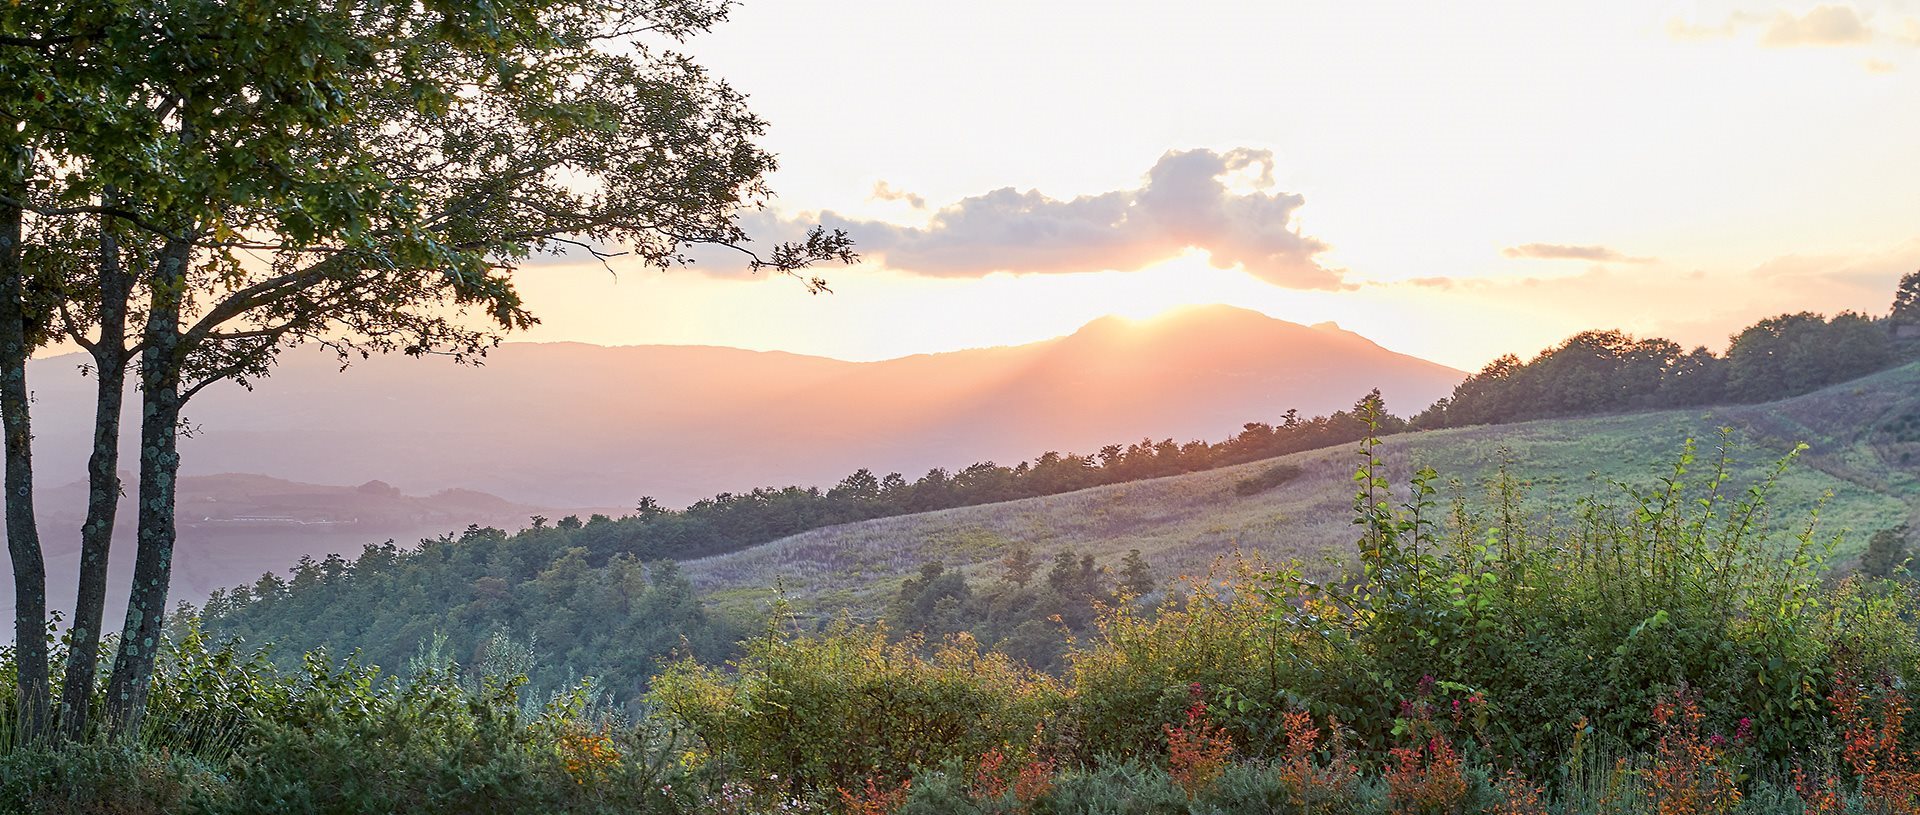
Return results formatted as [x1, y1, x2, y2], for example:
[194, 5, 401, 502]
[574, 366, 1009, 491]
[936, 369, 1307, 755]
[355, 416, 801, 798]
[684, 362, 1920, 618]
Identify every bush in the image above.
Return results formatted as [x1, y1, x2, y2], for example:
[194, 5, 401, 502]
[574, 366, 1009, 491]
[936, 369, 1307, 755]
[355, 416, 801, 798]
[4, 620, 694, 815]
[0, 744, 222, 814]
[1236, 463, 1304, 496]
[649, 618, 1065, 795]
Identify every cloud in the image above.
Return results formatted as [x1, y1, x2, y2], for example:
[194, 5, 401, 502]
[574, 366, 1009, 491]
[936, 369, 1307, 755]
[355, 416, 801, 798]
[1666, 11, 1764, 40]
[869, 181, 926, 209]
[1669, 4, 1912, 49]
[746, 148, 1345, 290]
[1501, 243, 1653, 263]
[1761, 4, 1872, 46]
[1377, 241, 1920, 363]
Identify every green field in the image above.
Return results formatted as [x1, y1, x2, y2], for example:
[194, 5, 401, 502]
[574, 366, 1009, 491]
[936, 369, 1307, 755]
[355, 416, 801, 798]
[687, 362, 1920, 620]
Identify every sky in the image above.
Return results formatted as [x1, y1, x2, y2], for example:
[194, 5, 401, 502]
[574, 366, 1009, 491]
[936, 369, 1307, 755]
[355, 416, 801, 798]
[507, 0, 1920, 371]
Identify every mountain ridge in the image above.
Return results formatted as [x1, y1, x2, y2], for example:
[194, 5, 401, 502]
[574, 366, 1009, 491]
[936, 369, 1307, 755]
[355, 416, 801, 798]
[24, 305, 1465, 508]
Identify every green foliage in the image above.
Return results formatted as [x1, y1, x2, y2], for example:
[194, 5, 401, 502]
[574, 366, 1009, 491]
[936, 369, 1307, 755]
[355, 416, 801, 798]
[1063, 432, 1920, 776]
[1860, 526, 1910, 579]
[0, 743, 222, 814]
[1417, 294, 1915, 429]
[1724, 312, 1896, 401]
[649, 620, 1064, 795]
[3, 619, 697, 814]
[1071, 556, 1323, 759]
[201, 527, 737, 706]
[882, 547, 1153, 673]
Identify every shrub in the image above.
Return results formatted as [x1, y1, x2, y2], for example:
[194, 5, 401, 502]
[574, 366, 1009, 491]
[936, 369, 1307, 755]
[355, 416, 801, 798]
[1164, 687, 1235, 798]
[1070, 555, 1351, 759]
[1277, 708, 1360, 815]
[0, 744, 222, 814]
[1833, 667, 1920, 815]
[1236, 462, 1304, 496]
[1645, 688, 1743, 815]
[649, 619, 1064, 795]
[839, 777, 911, 815]
[1384, 686, 1471, 815]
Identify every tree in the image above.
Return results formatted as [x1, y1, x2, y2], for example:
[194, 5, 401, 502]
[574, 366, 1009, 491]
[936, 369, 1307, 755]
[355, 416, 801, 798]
[1895, 270, 1920, 320]
[1894, 270, 1920, 347]
[0, 0, 127, 739]
[1119, 549, 1155, 597]
[1000, 546, 1038, 588]
[0, 117, 50, 741]
[1861, 526, 1909, 580]
[8, 0, 854, 735]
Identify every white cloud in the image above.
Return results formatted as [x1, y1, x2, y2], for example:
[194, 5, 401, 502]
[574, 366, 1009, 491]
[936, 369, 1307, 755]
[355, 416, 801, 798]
[1761, 4, 1873, 46]
[1502, 243, 1653, 263]
[725, 148, 1347, 290]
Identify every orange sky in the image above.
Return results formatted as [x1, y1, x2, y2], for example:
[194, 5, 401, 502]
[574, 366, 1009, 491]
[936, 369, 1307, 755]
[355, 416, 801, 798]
[509, 1, 1920, 371]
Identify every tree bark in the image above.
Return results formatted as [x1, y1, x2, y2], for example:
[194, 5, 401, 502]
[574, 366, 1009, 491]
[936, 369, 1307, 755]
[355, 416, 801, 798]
[103, 236, 187, 736]
[1, 144, 50, 743]
[56, 210, 131, 741]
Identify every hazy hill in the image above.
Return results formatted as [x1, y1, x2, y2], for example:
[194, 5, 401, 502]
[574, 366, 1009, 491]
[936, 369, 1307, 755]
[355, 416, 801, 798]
[4, 473, 619, 625]
[685, 362, 1920, 619]
[23, 305, 1465, 508]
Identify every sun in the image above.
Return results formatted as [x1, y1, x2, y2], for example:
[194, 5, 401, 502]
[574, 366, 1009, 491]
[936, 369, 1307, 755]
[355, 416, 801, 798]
[1093, 250, 1288, 323]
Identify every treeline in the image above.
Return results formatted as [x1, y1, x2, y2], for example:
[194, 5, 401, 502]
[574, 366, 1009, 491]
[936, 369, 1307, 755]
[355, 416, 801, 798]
[199, 525, 739, 702]
[1415, 271, 1920, 427]
[534, 389, 1405, 565]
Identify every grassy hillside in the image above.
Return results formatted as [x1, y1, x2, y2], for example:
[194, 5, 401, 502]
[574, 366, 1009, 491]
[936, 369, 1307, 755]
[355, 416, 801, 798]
[686, 361, 1920, 619]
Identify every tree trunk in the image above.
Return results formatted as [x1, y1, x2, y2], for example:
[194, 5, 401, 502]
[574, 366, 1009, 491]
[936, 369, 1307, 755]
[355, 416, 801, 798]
[103, 237, 187, 736]
[56, 212, 131, 741]
[1, 144, 50, 744]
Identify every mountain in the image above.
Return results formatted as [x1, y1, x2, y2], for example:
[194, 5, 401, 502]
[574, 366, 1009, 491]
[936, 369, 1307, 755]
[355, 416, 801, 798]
[22, 305, 1466, 508]
[684, 361, 1920, 620]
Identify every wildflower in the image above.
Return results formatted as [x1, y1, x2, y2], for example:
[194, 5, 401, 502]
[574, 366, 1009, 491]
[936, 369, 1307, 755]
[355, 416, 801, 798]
[1165, 697, 1234, 798]
[1646, 689, 1741, 815]
[838, 777, 911, 815]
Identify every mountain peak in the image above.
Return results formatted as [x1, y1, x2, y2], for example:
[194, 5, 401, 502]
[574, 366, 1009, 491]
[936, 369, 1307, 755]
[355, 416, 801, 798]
[1070, 304, 1306, 341]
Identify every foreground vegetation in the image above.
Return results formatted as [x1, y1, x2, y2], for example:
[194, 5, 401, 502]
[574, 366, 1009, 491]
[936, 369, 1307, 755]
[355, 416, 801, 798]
[9, 431, 1920, 814]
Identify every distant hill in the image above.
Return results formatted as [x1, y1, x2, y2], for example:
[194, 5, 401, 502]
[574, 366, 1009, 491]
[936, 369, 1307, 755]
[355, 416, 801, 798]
[22, 305, 1465, 508]
[685, 362, 1920, 620]
[3, 473, 619, 624]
